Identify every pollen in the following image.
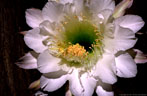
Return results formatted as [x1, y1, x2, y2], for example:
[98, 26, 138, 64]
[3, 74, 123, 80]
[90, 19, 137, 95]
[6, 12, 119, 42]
[58, 47, 64, 53]
[66, 43, 88, 57]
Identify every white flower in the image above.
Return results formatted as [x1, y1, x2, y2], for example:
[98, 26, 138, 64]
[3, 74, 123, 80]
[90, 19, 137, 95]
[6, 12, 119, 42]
[18, 0, 144, 96]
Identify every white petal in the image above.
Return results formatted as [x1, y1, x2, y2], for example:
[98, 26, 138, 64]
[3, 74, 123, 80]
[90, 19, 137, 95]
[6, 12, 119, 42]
[104, 38, 137, 54]
[114, 26, 135, 40]
[63, 3, 75, 15]
[16, 52, 37, 69]
[24, 28, 47, 53]
[80, 73, 97, 96]
[134, 49, 147, 64]
[35, 91, 48, 96]
[65, 89, 72, 96]
[40, 75, 68, 92]
[90, 0, 115, 14]
[94, 9, 113, 25]
[29, 79, 40, 89]
[59, 0, 73, 4]
[104, 26, 137, 53]
[114, 15, 145, 33]
[42, 1, 64, 22]
[115, 53, 137, 78]
[94, 53, 117, 84]
[68, 69, 84, 96]
[26, 8, 43, 28]
[39, 20, 57, 35]
[43, 70, 67, 79]
[73, 0, 84, 14]
[37, 50, 61, 73]
[112, 0, 133, 18]
[96, 86, 114, 96]
[98, 9, 113, 24]
[98, 80, 113, 92]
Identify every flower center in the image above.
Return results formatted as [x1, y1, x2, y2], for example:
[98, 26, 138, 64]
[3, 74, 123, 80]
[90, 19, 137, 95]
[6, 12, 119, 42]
[46, 15, 104, 69]
[63, 16, 99, 52]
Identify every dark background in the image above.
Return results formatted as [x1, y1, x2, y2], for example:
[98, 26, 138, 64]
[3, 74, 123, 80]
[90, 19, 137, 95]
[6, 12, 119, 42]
[0, 0, 147, 96]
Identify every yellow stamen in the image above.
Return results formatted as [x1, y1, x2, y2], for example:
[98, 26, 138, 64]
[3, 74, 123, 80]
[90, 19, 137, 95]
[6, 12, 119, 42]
[63, 21, 68, 25]
[58, 48, 64, 53]
[74, 15, 78, 19]
[66, 43, 87, 57]
[94, 29, 98, 32]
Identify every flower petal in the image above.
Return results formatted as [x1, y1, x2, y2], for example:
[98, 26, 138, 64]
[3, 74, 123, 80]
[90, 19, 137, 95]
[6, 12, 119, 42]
[115, 53, 137, 78]
[134, 49, 147, 64]
[104, 26, 137, 53]
[95, 9, 113, 24]
[73, 0, 84, 14]
[24, 28, 47, 53]
[114, 26, 135, 39]
[16, 52, 37, 69]
[43, 70, 67, 79]
[35, 91, 48, 96]
[59, 0, 73, 4]
[40, 75, 68, 92]
[114, 15, 145, 33]
[29, 79, 40, 90]
[39, 20, 57, 36]
[68, 69, 84, 96]
[96, 86, 114, 96]
[42, 1, 64, 22]
[112, 0, 133, 18]
[94, 53, 117, 84]
[80, 73, 97, 96]
[65, 89, 72, 96]
[26, 8, 43, 28]
[37, 49, 61, 73]
[63, 3, 76, 15]
[98, 79, 113, 92]
[89, 0, 115, 14]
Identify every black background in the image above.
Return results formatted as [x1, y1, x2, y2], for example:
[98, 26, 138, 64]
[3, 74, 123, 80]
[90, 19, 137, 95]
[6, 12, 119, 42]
[0, 0, 147, 96]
